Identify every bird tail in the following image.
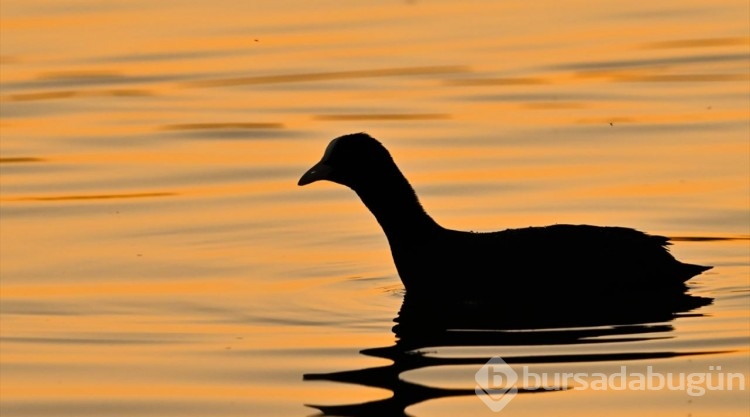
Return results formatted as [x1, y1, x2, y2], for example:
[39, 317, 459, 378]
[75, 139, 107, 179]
[677, 263, 712, 282]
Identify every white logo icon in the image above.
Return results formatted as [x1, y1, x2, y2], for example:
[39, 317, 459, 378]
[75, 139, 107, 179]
[475, 356, 518, 412]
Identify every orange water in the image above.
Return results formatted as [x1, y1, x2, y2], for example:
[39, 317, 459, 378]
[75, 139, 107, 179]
[1, 1, 749, 416]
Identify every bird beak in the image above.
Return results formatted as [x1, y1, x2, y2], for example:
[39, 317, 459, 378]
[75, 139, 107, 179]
[298, 161, 333, 186]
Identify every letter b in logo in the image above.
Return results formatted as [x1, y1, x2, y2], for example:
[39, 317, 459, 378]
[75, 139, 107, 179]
[475, 356, 518, 412]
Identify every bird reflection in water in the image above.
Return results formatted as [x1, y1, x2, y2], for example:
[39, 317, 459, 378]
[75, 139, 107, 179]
[304, 290, 714, 417]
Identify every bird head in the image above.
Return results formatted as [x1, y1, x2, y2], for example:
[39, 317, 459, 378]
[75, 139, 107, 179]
[298, 133, 395, 190]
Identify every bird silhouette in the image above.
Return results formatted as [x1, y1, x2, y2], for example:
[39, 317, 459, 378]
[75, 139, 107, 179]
[298, 133, 711, 298]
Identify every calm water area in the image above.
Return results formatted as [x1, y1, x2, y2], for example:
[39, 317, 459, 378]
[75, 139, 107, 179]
[1, 1, 749, 416]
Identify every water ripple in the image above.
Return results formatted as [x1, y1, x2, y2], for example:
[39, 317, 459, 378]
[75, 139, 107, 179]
[185, 65, 470, 88]
[8, 191, 177, 202]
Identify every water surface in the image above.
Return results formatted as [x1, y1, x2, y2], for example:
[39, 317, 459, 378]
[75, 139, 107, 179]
[1, 1, 749, 416]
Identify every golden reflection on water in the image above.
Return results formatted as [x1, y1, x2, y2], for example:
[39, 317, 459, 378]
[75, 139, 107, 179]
[9, 192, 177, 202]
[185, 66, 471, 88]
[1, 0, 749, 416]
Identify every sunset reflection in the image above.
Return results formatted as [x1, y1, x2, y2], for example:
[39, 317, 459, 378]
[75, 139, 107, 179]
[1, 0, 748, 416]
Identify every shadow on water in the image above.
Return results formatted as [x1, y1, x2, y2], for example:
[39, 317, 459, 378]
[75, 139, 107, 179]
[304, 288, 715, 417]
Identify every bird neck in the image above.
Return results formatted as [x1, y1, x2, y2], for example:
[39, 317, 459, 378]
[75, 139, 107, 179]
[354, 171, 441, 240]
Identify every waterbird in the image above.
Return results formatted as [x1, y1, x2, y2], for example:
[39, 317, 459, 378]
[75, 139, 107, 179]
[298, 133, 711, 298]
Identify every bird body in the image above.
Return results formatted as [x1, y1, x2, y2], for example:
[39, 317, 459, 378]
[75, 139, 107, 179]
[298, 133, 711, 297]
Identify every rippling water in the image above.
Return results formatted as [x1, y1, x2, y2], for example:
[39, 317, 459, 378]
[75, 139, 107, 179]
[1, 1, 749, 416]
